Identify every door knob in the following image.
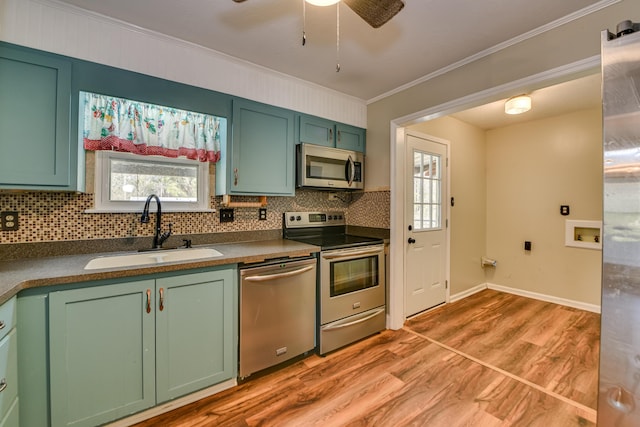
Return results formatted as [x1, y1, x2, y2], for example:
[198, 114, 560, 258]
[408, 238, 416, 244]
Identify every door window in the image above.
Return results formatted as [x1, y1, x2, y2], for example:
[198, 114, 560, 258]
[413, 150, 442, 230]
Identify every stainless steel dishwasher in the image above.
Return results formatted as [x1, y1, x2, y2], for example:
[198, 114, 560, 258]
[239, 257, 316, 379]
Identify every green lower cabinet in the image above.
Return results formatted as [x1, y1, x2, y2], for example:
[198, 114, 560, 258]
[48, 267, 237, 427]
[155, 270, 234, 403]
[49, 280, 156, 427]
[0, 398, 18, 427]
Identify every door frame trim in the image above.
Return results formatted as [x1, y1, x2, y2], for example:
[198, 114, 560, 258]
[387, 55, 600, 330]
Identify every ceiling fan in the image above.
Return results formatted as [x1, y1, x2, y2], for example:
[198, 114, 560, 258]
[232, 0, 405, 29]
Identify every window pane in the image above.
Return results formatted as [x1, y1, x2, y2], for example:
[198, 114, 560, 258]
[431, 179, 440, 204]
[422, 205, 431, 229]
[109, 158, 198, 202]
[413, 152, 422, 177]
[414, 178, 422, 203]
[431, 155, 440, 179]
[422, 155, 430, 178]
[422, 178, 431, 203]
[414, 204, 421, 230]
[432, 204, 440, 228]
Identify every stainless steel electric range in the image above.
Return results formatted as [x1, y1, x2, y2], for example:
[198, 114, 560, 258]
[284, 211, 386, 355]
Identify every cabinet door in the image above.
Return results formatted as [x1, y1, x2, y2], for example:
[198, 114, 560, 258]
[336, 123, 366, 152]
[231, 99, 294, 195]
[298, 114, 335, 147]
[0, 330, 17, 423]
[155, 269, 236, 403]
[49, 280, 156, 427]
[0, 45, 73, 190]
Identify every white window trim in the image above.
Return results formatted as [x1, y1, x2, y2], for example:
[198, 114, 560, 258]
[86, 151, 214, 213]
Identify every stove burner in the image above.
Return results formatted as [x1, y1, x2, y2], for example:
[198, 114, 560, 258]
[283, 211, 383, 250]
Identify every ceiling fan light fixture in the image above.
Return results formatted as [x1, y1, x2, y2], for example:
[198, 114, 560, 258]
[306, 0, 340, 6]
[505, 95, 531, 115]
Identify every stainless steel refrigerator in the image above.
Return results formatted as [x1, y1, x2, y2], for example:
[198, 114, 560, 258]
[599, 20, 640, 426]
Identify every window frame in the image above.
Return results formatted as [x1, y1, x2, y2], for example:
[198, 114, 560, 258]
[89, 151, 212, 213]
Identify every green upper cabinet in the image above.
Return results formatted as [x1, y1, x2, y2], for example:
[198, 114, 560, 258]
[217, 99, 295, 196]
[298, 114, 366, 153]
[335, 122, 366, 152]
[0, 44, 75, 191]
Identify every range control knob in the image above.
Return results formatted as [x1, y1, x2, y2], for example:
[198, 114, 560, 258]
[296, 216, 302, 221]
[289, 216, 295, 222]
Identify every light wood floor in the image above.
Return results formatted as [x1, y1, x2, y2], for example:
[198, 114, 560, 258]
[133, 289, 600, 426]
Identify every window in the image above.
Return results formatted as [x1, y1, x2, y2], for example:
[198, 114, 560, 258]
[413, 150, 442, 230]
[91, 151, 211, 213]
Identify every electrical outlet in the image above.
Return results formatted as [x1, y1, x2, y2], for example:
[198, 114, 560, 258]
[259, 208, 267, 220]
[220, 208, 234, 223]
[328, 193, 338, 201]
[1, 211, 19, 231]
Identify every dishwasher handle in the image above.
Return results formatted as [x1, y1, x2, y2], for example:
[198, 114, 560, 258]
[243, 264, 315, 282]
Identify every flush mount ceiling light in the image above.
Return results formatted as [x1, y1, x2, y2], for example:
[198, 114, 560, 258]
[504, 95, 532, 115]
[306, 0, 340, 5]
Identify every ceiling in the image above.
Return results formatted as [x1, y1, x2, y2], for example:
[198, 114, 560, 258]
[55, 0, 605, 103]
[450, 72, 602, 130]
[52, 0, 604, 128]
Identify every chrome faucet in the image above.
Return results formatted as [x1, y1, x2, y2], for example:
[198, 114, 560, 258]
[141, 194, 172, 249]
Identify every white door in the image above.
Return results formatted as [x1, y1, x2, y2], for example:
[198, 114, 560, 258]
[405, 132, 448, 317]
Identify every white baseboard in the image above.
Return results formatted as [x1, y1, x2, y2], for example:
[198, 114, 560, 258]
[486, 283, 601, 314]
[448, 283, 601, 313]
[449, 284, 488, 303]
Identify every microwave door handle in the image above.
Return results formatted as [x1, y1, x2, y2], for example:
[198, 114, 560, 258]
[346, 155, 355, 186]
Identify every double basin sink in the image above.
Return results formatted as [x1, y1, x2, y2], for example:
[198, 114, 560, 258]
[84, 247, 224, 270]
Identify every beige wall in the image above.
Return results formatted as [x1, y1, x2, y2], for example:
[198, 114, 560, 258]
[409, 109, 602, 306]
[365, 0, 633, 191]
[409, 117, 487, 296]
[486, 108, 603, 305]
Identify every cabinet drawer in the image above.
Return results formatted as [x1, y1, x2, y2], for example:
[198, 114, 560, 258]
[0, 330, 17, 420]
[0, 298, 16, 343]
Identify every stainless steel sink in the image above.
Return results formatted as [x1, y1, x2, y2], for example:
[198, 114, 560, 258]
[84, 247, 224, 270]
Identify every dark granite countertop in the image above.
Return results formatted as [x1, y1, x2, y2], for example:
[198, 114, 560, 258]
[0, 239, 320, 305]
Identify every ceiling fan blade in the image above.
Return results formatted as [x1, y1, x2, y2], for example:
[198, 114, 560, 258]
[343, 0, 404, 28]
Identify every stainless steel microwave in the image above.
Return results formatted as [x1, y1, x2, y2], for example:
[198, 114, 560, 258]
[296, 143, 364, 190]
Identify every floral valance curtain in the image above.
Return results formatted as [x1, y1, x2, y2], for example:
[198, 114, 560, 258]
[82, 92, 222, 163]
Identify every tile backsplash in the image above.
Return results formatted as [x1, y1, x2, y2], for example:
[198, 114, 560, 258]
[0, 189, 389, 244]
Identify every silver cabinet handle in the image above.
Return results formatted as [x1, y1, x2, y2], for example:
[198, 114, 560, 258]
[0, 378, 7, 393]
[323, 308, 385, 331]
[329, 128, 333, 142]
[244, 265, 314, 282]
[322, 247, 382, 260]
[159, 288, 165, 312]
[0, 321, 4, 330]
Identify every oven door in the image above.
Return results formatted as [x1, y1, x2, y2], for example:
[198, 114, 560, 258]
[320, 244, 385, 324]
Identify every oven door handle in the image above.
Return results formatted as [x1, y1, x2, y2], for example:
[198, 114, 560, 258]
[322, 308, 385, 331]
[322, 247, 383, 260]
[243, 264, 315, 282]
